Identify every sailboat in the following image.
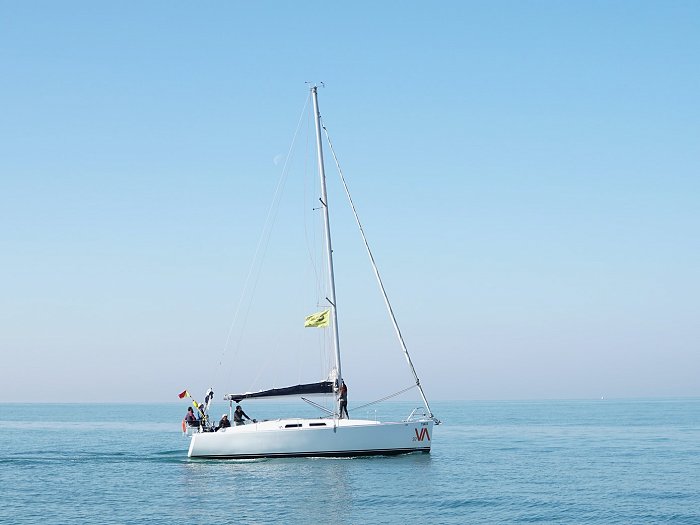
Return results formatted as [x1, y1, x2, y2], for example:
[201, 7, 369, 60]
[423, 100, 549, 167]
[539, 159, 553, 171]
[186, 86, 439, 459]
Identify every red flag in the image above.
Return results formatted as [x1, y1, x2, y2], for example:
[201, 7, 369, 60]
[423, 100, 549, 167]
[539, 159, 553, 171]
[178, 390, 189, 399]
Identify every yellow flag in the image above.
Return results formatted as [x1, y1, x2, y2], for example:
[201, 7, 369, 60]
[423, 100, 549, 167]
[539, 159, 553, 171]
[305, 309, 330, 328]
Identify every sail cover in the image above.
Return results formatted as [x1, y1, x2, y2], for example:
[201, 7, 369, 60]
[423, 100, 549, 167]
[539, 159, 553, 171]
[224, 381, 335, 402]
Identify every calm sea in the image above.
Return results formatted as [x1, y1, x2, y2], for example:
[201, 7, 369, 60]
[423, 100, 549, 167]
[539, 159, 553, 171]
[2, 399, 699, 524]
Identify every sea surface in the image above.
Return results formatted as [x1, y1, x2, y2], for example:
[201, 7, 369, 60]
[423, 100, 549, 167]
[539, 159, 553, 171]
[2, 399, 699, 524]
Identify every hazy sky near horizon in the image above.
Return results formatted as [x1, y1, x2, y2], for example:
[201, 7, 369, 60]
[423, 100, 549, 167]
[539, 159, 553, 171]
[2, 1, 698, 403]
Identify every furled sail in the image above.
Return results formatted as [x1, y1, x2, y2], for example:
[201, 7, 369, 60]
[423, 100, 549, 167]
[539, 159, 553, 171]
[224, 381, 335, 402]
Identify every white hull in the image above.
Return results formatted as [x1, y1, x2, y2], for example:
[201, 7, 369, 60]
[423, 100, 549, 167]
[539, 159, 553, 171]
[188, 418, 433, 459]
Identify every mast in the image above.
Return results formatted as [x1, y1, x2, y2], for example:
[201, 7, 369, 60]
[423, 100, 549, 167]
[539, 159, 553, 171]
[311, 85, 343, 390]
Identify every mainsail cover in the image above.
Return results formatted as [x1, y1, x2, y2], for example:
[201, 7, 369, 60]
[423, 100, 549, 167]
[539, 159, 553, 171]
[224, 381, 335, 402]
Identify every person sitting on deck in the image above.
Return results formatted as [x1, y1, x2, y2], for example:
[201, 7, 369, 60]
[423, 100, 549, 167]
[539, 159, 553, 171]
[233, 405, 252, 426]
[184, 407, 198, 427]
[217, 414, 231, 431]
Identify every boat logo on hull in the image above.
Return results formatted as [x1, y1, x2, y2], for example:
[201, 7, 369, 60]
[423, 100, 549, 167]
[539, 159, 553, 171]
[413, 428, 430, 442]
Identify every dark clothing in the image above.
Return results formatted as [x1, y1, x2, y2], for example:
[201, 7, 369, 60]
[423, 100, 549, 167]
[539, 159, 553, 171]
[339, 383, 349, 419]
[217, 417, 231, 431]
[233, 407, 251, 426]
[185, 411, 198, 426]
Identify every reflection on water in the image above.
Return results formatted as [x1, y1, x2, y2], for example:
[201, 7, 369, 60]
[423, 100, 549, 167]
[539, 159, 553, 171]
[178, 452, 432, 522]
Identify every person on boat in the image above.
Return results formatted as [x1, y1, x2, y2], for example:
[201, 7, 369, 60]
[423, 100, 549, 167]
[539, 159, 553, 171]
[217, 414, 231, 431]
[339, 381, 349, 419]
[233, 405, 252, 426]
[184, 407, 198, 427]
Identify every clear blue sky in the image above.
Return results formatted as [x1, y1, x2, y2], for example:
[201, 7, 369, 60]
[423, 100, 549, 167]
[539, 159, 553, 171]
[1, 1, 698, 403]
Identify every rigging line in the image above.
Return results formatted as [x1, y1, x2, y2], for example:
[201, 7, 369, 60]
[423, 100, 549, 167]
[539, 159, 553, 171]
[301, 397, 334, 415]
[301, 106, 325, 303]
[235, 98, 313, 394]
[352, 385, 417, 411]
[322, 124, 436, 420]
[215, 92, 311, 388]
